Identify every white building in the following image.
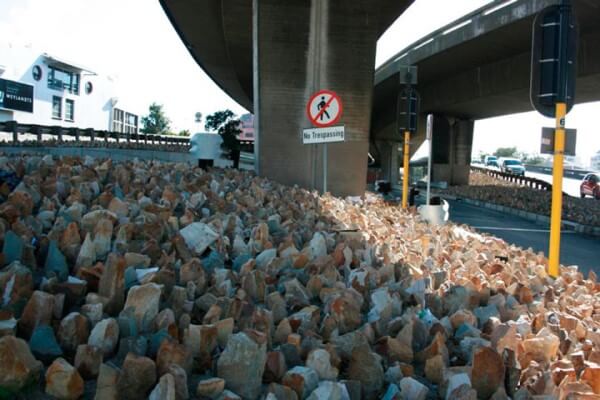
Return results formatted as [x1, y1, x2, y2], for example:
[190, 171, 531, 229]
[591, 151, 600, 171]
[0, 44, 139, 134]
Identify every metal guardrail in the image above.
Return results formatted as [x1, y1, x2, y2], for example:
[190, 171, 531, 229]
[524, 164, 592, 180]
[0, 120, 191, 148]
[471, 166, 554, 191]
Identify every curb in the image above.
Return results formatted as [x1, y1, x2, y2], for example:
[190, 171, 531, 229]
[441, 194, 600, 238]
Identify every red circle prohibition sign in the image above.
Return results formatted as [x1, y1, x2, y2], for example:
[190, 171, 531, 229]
[306, 90, 343, 128]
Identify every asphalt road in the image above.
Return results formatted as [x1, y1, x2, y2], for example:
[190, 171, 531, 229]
[443, 198, 599, 276]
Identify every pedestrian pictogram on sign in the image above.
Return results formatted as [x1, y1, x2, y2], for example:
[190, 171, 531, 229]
[306, 90, 343, 128]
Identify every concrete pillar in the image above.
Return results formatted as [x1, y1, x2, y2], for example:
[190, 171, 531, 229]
[451, 119, 473, 185]
[253, 0, 379, 196]
[430, 115, 473, 186]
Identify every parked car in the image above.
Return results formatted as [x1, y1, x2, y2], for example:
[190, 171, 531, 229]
[580, 173, 600, 199]
[499, 157, 526, 176]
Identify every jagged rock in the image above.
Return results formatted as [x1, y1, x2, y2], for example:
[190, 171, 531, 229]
[93, 218, 113, 260]
[167, 364, 189, 400]
[45, 358, 84, 400]
[123, 283, 162, 331]
[282, 366, 319, 400]
[74, 344, 103, 379]
[81, 210, 117, 234]
[399, 377, 429, 400]
[348, 345, 384, 399]
[522, 328, 560, 364]
[149, 373, 176, 400]
[581, 363, 600, 395]
[95, 363, 120, 400]
[472, 347, 504, 399]
[306, 349, 339, 381]
[57, 312, 90, 354]
[2, 231, 24, 265]
[307, 381, 349, 400]
[0, 335, 43, 394]
[197, 378, 225, 399]
[0, 261, 33, 308]
[179, 222, 219, 255]
[97, 253, 126, 314]
[425, 354, 445, 384]
[183, 323, 217, 359]
[88, 318, 119, 356]
[18, 290, 55, 338]
[156, 339, 192, 376]
[264, 351, 288, 383]
[29, 324, 63, 362]
[117, 353, 157, 400]
[217, 331, 267, 399]
[45, 240, 69, 281]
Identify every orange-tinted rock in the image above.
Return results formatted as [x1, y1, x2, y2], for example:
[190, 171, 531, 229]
[18, 290, 55, 338]
[0, 335, 43, 393]
[45, 358, 84, 400]
[472, 347, 504, 400]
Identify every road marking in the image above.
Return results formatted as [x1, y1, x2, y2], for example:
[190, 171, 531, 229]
[473, 226, 576, 234]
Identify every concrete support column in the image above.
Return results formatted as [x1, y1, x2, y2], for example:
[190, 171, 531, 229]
[430, 115, 473, 186]
[451, 119, 473, 185]
[253, 0, 379, 196]
[374, 140, 395, 182]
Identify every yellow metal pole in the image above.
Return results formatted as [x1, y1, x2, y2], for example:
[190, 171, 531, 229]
[548, 102, 566, 278]
[402, 130, 410, 209]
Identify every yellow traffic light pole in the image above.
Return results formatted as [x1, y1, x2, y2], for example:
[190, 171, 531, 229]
[402, 131, 410, 209]
[548, 102, 566, 278]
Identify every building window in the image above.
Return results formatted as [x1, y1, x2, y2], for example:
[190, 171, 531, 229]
[112, 109, 138, 134]
[112, 108, 124, 132]
[85, 81, 93, 95]
[52, 96, 62, 119]
[47, 66, 80, 94]
[125, 112, 138, 134]
[65, 99, 75, 121]
[32, 65, 42, 81]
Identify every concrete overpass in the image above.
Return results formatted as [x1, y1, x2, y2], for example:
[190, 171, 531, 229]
[160, 0, 413, 196]
[160, 0, 600, 195]
[372, 0, 600, 187]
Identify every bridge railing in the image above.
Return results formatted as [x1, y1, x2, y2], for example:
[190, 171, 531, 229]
[471, 166, 553, 191]
[0, 120, 191, 150]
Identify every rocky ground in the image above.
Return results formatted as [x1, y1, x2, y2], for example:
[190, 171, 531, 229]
[441, 172, 600, 227]
[0, 155, 599, 400]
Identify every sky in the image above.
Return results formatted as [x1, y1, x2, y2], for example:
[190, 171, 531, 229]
[0, 0, 599, 166]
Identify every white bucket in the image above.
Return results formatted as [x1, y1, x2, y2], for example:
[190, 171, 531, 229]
[418, 200, 450, 225]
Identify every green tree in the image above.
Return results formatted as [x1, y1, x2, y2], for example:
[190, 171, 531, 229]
[205, 110, 242, 168]
[494, 147, 517, 158]
[178, 129, 191, 137]
[141, 103, 170, 135]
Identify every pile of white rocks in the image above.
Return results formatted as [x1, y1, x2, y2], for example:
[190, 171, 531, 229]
[0, 155, 598, 400]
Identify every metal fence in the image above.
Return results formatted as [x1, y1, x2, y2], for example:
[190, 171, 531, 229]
[471, 166, 553, 191]
[0, 120, 191, 149]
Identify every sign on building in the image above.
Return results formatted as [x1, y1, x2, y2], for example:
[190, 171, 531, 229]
[0, 78, 34, 113]
[302, 126, 345, 144]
